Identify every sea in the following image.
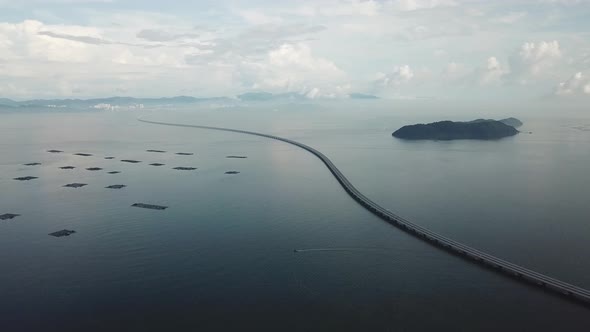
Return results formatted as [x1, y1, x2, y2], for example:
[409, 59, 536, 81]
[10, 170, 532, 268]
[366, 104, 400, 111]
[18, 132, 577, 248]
[1, 101, 590, 331]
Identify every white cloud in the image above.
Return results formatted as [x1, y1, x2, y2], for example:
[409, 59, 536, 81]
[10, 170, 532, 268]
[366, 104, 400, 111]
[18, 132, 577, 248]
[375, 65, 415, 86]
[515, 40, 562, 76]
[443, 61, 471, 82]
[390, 0, 458, 11]
[238, 10, 283, 25]
[491, 11, 528, 24]
[240, 43, 347, 96]
[479, 56, 508, 85]
[555, 72, 590, 96]
[1, 0, 589, 104]
[288, 1, 381, 17]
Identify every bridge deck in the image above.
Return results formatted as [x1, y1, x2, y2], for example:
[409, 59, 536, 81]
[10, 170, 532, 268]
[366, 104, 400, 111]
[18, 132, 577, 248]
[139, 119, 590, 306]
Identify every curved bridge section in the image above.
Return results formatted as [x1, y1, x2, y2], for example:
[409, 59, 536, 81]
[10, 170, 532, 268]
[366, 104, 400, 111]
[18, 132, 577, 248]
[139, 119, 590, 306]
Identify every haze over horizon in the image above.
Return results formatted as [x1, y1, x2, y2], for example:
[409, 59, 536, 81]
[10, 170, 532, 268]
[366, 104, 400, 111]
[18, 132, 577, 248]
[0, 0, 589, 108]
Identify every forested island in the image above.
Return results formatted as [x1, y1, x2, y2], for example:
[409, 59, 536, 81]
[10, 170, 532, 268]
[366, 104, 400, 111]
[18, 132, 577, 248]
[392, 118, 522, 140]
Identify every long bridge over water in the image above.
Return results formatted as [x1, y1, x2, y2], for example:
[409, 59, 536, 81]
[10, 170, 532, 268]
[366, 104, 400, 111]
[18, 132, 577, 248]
[140, 119, 590, 306]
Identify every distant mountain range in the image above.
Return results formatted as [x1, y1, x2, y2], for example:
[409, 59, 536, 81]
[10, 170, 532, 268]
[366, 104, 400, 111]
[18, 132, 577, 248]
[0, 96, 233, 108]
[0, 92, 379, 109]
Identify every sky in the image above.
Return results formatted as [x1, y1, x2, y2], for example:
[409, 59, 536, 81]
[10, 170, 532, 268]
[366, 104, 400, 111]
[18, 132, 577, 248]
[0, 0, 589, 103]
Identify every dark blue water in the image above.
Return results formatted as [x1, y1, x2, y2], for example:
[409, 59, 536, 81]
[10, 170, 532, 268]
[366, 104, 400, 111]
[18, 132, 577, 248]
[1, 108, 589, 331]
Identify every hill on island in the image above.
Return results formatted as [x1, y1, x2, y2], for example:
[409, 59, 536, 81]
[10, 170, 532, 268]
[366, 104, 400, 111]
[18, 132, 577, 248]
[469, 117, 523, 128]
[392, 119, 521, 140]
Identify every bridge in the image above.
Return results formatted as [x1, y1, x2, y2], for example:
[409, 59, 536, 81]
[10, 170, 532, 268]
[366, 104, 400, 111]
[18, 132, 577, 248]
[139, 119, 590, 306]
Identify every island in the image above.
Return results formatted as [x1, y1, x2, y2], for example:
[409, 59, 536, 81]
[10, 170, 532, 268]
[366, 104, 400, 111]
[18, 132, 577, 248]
[392, 119, 521, 140]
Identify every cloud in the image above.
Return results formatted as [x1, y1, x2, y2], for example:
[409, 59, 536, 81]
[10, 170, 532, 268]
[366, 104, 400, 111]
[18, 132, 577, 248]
[136, 29, 199, 42]
[289, 0, 381, 17]
[238, 10, 283, 25]
[479, 56, 508, 84]
[375, 65, 415, 86]
[223, 42, 348, 99]
[38, 30, 113, 45]
[390, 0, 458, 11]
[555, 72, 590, 95]
[508, 40, 562, 82]
[491, 11, 528, 24]
[443, 61, 471, 82]
[1, 0, 589, 103]
[185, 23, 327, 65]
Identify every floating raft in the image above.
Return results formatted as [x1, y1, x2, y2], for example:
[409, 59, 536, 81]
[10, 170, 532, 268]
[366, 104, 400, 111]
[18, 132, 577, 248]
[175, 152, 194, 156]
[14, 176, 38, 181]
[86, 167, 103, 171]
[63, 183, 87, 188]
[147, 149, 166, 153]
[47, 149, 63, 153]
[225, 171, 240, 174]
[106, 184, 126, 189]
[107, 171, 121, 174]
[60, 166, 76, 170]
[149, 163, 165, 166]
[226, 156, 247, 159]
[121, 160, 141, 163]
[24, 162, 42, 166]
[173, 167, 197, 171]
[0, 213, 20, 221]
[132, 203, 168, 210]
[74, 153, 92, 157]
[49, 229, 76, 237]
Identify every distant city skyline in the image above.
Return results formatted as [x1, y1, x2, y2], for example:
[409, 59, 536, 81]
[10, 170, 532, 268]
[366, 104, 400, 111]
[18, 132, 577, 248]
[0, 0, 589, 104]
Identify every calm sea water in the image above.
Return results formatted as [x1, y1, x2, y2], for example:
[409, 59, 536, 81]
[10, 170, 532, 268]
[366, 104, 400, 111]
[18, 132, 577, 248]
[1, 104, 590, 331]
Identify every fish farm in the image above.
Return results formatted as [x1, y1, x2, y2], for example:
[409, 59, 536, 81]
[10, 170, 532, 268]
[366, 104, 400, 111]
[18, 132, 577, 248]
[131, 203, 168, 210]
[0, 213, 20, 221]
[105, 185, 126, 189]
[173, 167, 197, 170]
[49, 230, 76, 237]
[14, 176, 38, 181]
[63, 183, 87, 188]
